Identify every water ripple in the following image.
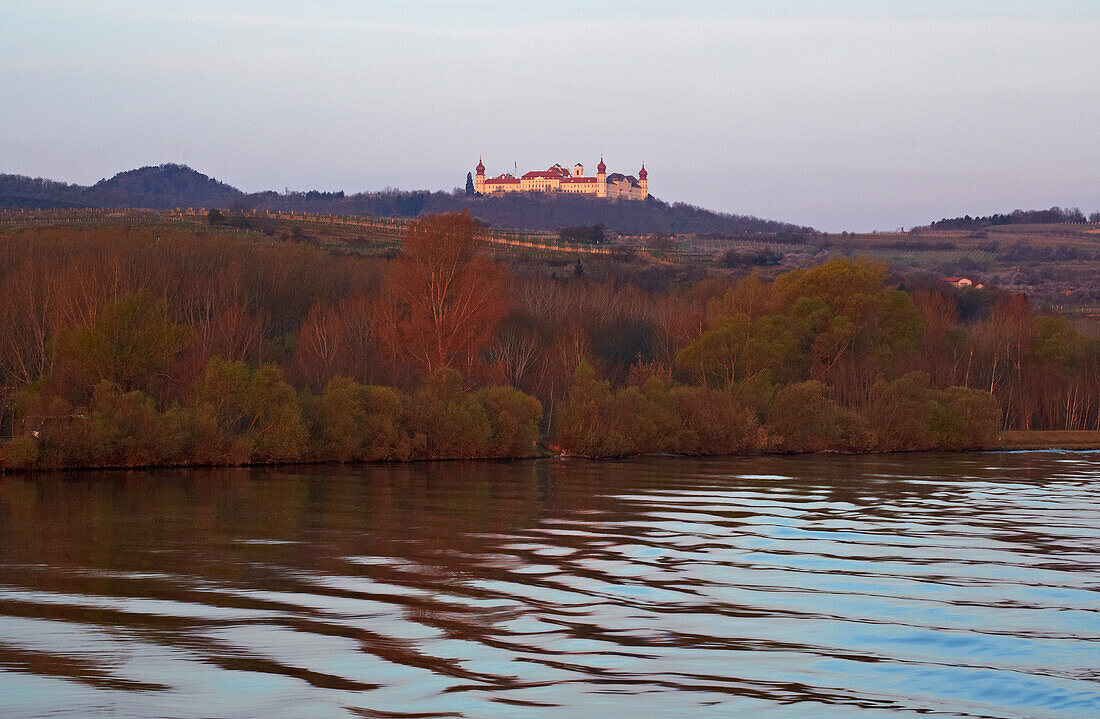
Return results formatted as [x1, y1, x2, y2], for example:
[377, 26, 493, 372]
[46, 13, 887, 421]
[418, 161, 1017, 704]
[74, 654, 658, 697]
[0, 453, 1098, 718]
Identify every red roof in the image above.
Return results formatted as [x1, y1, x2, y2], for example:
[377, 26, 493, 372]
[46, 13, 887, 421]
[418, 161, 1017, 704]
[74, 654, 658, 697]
[521, 166, 570, 179]
[484, 161, 646, 186]
[476, 158, 485, 173]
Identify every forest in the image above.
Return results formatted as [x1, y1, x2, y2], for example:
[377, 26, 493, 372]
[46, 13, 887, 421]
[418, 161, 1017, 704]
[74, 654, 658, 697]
[2, 212, 1099, 471]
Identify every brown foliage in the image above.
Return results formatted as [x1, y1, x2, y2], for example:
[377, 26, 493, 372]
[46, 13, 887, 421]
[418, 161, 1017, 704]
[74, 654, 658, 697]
[377, 212, 510, 377]
[1, 226, 1094, 469]
[767, 381, 869, 453]
[553, 363, 767, 458]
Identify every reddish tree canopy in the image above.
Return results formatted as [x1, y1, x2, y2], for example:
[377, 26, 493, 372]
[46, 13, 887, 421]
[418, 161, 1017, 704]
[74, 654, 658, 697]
[379, 212, 509, 376]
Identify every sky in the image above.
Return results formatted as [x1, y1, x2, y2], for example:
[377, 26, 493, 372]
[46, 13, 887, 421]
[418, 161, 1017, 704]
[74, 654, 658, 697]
[2, 0, 1098, 231]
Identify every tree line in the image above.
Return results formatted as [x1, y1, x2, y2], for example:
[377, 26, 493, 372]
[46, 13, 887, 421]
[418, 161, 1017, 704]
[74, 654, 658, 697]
[925, 206, 1099, 230]
[2, 212, 1098, 470]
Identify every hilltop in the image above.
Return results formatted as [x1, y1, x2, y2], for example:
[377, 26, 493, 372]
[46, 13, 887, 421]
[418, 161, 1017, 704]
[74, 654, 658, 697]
[0, 164, 810, 236]
[0, 164, 244, 211]
[84, 164, 245, 209]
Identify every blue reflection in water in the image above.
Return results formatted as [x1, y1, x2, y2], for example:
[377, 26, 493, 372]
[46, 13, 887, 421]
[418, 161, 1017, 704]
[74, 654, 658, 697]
[0, 452, 1098, 718]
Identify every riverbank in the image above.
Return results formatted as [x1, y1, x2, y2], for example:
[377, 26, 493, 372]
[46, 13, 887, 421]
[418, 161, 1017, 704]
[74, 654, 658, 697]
[6, 434, 1100, 475]
[1000, 430, 1100, 450]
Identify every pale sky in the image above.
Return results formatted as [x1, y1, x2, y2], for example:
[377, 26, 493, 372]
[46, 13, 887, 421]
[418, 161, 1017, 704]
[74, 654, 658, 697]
[2, 0, 1098, 231]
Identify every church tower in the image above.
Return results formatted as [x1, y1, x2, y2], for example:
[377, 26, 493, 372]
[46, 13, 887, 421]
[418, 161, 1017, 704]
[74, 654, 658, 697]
[474, 157, 485, 194]
[638, 162, 647, 199]
[596, 155, 607, 198]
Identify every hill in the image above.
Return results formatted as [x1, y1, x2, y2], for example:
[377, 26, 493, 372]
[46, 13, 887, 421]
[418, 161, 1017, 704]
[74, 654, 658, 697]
[83, 164, 245, 209]
[0, 164, 243, 211]
[0, 164, 811, 235]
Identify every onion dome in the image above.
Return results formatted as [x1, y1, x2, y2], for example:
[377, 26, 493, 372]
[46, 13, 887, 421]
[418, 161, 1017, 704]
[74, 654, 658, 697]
[597, 155, 606, 173]
[476, 157, 485, 174]
[638, 162, 647, 180]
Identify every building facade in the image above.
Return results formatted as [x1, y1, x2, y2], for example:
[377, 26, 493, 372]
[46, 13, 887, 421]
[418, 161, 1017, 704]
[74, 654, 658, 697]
[942, 276, 973, 288]
[474, 157, 647, 200]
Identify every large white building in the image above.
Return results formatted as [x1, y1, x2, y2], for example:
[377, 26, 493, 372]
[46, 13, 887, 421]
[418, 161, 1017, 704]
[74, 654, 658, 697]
[474, 157, 648, 200]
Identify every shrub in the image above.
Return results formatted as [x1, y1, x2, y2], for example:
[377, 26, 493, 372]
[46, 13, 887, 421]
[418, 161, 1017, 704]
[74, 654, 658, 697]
[406, 368, 492, 459]
[192, 358, 307, 464]
[476, 385, 543, 458]
[867, 373, 938, 451]
[767, 380, 868, 452]
[931, 386, 1001, 450]
[9, 381, 191, 469]
[555, 365, 766, 457]
[553, 362, 632, 457]
[13, 389, 81, 468]
[670, 384, 769, 455]
[1, 435, 39, 470]
[865, 374, 997, 452]
[314, 377, 411, 461]
[85, 382, 189, 466]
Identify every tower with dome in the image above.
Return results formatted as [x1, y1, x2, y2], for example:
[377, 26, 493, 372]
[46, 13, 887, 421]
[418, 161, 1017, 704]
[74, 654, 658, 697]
[474, 157, 647, 200]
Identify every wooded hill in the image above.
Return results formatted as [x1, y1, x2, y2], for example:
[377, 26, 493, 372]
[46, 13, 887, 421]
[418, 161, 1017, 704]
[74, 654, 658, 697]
[0, 165, 243, 211]
[0, 163, 808, 236]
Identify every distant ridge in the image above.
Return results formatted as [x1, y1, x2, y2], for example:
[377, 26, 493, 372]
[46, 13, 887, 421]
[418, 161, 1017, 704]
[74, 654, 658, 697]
[0, 164, 242, 211]
[0, 164, 813, 235]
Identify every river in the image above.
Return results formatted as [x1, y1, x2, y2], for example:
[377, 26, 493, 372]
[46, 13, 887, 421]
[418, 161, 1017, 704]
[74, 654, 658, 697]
[0, 453, 1098, 718]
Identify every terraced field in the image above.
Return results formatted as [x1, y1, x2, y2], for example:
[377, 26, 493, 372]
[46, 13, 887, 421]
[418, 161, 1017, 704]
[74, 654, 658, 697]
[0, 208, 616, 259]
[4, 210, 1099, 310]
[836, 247, 998, 267]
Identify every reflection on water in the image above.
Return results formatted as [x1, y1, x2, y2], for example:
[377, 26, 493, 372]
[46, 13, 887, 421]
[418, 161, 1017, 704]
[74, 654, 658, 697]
[0, 453, 1098, 718]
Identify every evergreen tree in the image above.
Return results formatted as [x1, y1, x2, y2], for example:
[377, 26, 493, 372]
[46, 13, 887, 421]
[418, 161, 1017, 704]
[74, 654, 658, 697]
[465, 172, 475, 196]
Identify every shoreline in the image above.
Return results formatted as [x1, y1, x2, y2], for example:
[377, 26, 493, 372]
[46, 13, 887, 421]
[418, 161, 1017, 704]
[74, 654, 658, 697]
[999, 430, 1100, 451]
[4, 431, 1100, 475]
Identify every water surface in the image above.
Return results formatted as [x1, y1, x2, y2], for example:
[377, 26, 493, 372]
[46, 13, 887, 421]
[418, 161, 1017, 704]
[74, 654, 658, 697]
[0, 453, 1098, 718]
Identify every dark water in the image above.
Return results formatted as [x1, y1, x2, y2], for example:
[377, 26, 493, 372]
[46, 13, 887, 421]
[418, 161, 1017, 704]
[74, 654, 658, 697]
[0, 454, 1098, 718]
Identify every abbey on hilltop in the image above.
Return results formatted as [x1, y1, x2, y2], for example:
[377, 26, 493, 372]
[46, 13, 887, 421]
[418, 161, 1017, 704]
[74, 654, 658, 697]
[474, 157, 648, 200]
